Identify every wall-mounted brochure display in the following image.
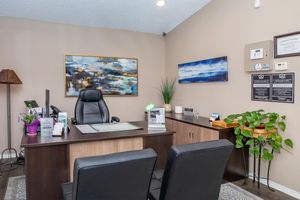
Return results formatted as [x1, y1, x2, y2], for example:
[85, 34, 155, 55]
[251, 73, 294, 103]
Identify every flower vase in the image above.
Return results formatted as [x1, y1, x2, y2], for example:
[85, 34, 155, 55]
[25, 119, 40, 136]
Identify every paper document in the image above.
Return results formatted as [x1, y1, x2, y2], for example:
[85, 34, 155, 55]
[76, 122, 142, 134]
[75, 125, 98, 134]
[91, 122, 142, 133]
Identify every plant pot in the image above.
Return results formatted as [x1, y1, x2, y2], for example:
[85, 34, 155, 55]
[164, 104, 172, 113]
[25, 119, 40, 136]
[242, 126, 277, 138]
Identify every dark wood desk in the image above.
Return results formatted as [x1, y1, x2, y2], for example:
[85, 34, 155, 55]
[21, 121, 174, 200]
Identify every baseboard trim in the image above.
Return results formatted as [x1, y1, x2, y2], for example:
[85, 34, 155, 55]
[248, 173, 300, 199]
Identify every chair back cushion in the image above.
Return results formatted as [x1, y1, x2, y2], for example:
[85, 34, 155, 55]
[159, 139, 233, 200]
[72, 148, 157, 200]
[75, 89, 110, 124]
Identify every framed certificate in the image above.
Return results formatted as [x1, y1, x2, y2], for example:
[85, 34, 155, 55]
[274, 31, 300, 58]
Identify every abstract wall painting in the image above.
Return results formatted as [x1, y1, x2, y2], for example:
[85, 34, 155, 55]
[178, 56, 228, 84]
[65, 55, 138, 96]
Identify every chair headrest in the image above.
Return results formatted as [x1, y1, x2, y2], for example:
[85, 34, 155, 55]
[79, 89, 103, 102]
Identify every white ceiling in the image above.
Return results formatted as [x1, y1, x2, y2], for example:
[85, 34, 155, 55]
[0, 0, 211, 34]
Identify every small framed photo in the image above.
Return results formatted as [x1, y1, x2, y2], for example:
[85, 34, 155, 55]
[274, 31, 300, 58]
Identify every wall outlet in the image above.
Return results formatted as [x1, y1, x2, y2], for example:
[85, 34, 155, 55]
[274, 62, 288, 71]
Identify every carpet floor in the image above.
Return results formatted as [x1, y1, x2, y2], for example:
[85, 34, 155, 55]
[4, 175, 263, 200]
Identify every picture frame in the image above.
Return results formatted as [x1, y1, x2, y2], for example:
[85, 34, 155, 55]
[178, 56, 228, 84]
[274, 31, 300, 58]
[64, 55, 138, 97]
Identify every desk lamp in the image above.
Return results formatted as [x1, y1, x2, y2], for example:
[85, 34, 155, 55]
[0, 69, 22, 171]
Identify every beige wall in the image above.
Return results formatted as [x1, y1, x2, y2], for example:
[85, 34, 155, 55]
[166, 0, 300, 191]
[0, 17, 165, 151]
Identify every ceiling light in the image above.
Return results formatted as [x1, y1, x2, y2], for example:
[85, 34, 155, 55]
[156, 0, 166, 7]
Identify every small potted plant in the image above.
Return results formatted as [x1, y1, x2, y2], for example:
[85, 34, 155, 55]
[19, 109, 40, 136]
[224, 109, 293, 161]
[160, 78, 176, 112]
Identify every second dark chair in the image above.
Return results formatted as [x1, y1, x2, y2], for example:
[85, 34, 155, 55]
[149, 139, 233, 200]
[62, 148, 157, 200]
[73, 89, 120, 124]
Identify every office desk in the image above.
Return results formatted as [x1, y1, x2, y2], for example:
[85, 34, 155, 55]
[21, 121, 174, 200]
[165, 113, 249, 182]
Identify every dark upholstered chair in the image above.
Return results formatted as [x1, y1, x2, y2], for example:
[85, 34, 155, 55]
[149, 139, 233, 200]
[62, 148, 157, 200]
[73, 89, 119, 124]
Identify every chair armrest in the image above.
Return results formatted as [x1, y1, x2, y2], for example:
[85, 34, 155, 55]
[71, 117, 77, 125]
[111, 116, 120, 123]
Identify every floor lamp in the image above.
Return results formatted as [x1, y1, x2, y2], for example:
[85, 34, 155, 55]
[0, 69, 22, 173]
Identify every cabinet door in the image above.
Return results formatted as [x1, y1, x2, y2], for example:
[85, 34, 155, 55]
[184, 123, 199, 144]
[193, 127, 219, 142]
[173, 121, 201, 145]
[173, 121, 192, 145]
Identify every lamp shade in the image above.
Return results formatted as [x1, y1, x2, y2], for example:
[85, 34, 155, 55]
[0, 69, 22, 84]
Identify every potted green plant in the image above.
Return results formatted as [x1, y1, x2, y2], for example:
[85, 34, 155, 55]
[160, 78, 176, 112]
[19, 109, 40, 136]
[224, 109, 293, 161]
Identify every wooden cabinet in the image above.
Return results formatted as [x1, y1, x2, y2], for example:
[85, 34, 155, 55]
[168, 119, 219, 145]
[164, 114, 249, 182]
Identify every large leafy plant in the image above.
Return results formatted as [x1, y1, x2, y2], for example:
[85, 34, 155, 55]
[224, 109, 293, 161]
[160, 78, 176, 104]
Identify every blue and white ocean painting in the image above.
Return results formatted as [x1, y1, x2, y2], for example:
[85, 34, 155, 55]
[178, 56, 228, 84]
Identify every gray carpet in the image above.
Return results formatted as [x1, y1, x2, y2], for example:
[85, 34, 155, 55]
[4, 176, 26, 200]
[5, 175, 263, 200]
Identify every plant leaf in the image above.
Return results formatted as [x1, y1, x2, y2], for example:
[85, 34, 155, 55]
[236, 135, 243, 141]
[284, 139, 293, 148]
[238, 119, 245, 126]
[224, 118, 233, 124]
[257, 136, 265, 142]
[278, 121, 286, 132]
[242, 130, 251, 138]
[246, 139, 254, 146]
[234, 127, 241, 135]
[250, 146, 259, 157]
[253, 120, 261, 127]
[235, 138, 244, 148]
[262, 148, 273, 161]
[265, 125, 274, 131]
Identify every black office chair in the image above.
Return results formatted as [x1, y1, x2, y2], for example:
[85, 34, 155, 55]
[149, 139, 233, 200]
[62, 148, 157, 200]
[73, 89, 120, 124]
